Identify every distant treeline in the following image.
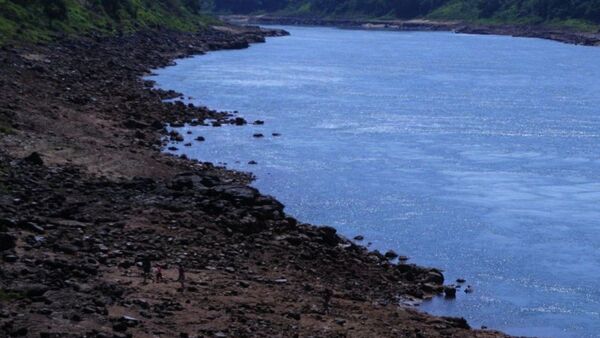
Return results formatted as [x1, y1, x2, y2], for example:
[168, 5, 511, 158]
[0, 0, 218, 43]
[207, 0, 600, 24]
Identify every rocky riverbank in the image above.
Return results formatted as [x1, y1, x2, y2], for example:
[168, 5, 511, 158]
[0, 25, 508, 337]
[223, 14, 600, 46]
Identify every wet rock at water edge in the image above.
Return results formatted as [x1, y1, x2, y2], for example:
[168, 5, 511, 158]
[456, 278, 466, 284]
[272, 133, 281, 137]
[169, 131, 184, 142]
[253, 133, 264, 138]
[184, 143, 192, 147]
[464, 285, 474, 294]
[168, 147, 178, 151]
[384, 250, 398, 260]
[248, 160, 257, 165]
[253, 120, 264, 125]
[211, 121, 221, 127]
[233, 117, 247, 125]
[444, 285, 457, 298]
[195, 136, 205, 142]
[353, 235, 364, 241]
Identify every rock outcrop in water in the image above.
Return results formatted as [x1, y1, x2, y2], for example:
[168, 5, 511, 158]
[0, 26, 509, 337]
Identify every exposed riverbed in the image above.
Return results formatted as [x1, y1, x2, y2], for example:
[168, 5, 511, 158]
[152, 26, 600, 337]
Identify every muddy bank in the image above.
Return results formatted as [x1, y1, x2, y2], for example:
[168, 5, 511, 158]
[224, 14, 600, 46]
[0, 25, 508, 337]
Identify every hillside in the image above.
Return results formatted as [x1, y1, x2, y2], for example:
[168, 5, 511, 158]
[211, 0, 600, 31]
[0, 0, 218, 44]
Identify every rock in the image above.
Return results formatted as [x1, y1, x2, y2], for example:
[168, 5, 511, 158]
[318, 226, 339, 246]
[272, 132, 281, 136]
[248, 160, 257, 165]
[334, 318, 346, 326]
[441, 316, 470, 329]
[274, 278, 287, 284]
[444, 285, 457, 298]
[19, 221, 45, 234]
[252, 133, 264, 138]
[17, 284, 49, 298]
[124, 119, 149, 129]
[353, 235, 364, 241]
[286, 312, 301, 320]
[464, 285, 474, 294]
[112, 322, 128, 332]
[456, 278, 466, 284]
[0, 233, 16, 251]
[384, 250, 398, 259]
[184, 143, 192, 147]
[10, 327, 28, 336]
[168, 146, 178, 151]
[22, 152, 44, 166]
[169, 131, 184, 142]
[398, 255, 410, 262]
[253, 120, 264, 125]
[425, 270, 444, 285]
[3, 253, 18, 262]
[195, 136, 205, 142]
[233, 117, 247, 125]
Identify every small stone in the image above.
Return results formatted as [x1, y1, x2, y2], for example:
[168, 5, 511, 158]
[253, 120, 264, 125]
[353, 235, 364, 241]
[23, 152, 44, 166]
[248, 160, 257, 165]
[334, 318, 346, 326]
[195, 136, 205, 142]
[253, 133, 264, 138]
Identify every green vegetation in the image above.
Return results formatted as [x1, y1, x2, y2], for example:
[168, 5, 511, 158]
[0, 0, 220, 44]
[0, 116, 11, 134]
[209, 0, 600, 31]
[0, 289, 23, 302]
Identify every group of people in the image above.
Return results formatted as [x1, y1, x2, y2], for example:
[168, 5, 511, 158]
[141, 257, 186, 290]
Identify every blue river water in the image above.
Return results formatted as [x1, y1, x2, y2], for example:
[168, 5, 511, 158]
[150, 26, 600, 337]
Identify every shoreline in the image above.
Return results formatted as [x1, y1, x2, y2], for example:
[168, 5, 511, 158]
[0, 26, 508, 337]
[223, 14, 600, 46]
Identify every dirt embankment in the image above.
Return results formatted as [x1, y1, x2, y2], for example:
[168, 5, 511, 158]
[0, 25, 509, 337]
[224, 14, 600, 46]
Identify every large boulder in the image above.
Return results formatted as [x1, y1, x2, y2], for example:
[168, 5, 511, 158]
[0, 233, 16, 251]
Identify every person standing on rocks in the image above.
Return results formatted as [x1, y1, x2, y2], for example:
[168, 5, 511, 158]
[323, 288, 333, 314]
[177, 264, 186, 291]
[142, 257, 152, 284]
[155, 265, 163, 283]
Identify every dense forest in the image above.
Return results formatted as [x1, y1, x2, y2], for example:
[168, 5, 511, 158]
[0, 0, 217, 43]
[209, 0, 600, 26]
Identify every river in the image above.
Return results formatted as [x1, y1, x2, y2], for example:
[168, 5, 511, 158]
[150, 26, 600, 337]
